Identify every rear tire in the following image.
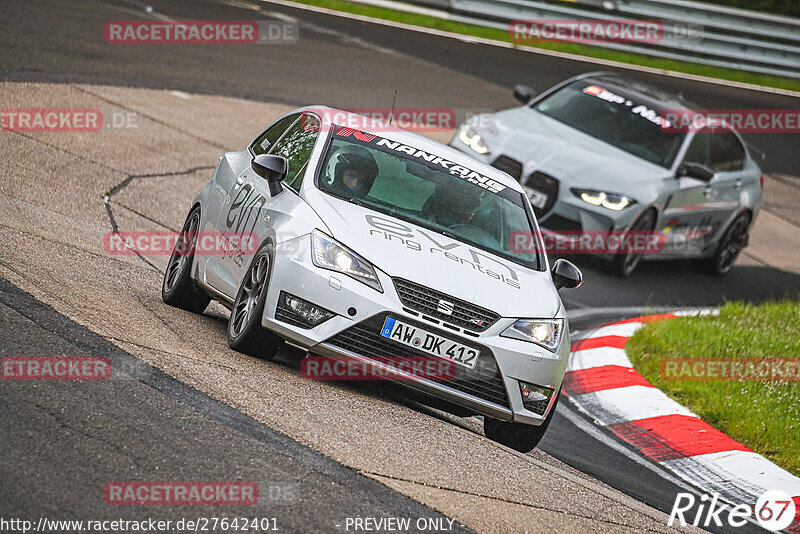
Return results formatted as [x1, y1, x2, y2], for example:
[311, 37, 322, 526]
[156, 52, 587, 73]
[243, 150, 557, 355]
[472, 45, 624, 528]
[161, 207, 211, 314]
[484, 389, 560, 453]
[227, 243, 283, 360]
[611, 209, 657, 277]
[705, 212, 750, 276]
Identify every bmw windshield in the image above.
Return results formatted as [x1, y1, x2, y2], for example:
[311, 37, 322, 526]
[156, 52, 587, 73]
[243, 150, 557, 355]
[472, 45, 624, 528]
[534, 80, 686, 168]
[316, 128, 544, 271]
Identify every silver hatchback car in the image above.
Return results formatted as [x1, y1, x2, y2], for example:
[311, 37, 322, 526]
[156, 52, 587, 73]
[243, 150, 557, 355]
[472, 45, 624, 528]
[451, 72, 764, 276]
[162, 107, 582, 452]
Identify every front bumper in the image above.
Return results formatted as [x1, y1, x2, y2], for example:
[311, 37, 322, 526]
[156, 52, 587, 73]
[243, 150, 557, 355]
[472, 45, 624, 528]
[261, 234, 569, 425]
[448, 140, 636, 233]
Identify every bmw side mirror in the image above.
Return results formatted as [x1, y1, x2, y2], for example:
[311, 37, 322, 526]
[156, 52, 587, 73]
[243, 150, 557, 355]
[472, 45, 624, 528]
[513, 84, 536, 104]
[551, 259, 582, 290]
[252, 154, 288, 197]
[678, 162, 714, 182]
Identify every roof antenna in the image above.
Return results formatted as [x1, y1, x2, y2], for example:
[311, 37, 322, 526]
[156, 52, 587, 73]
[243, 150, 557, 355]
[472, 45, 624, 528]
[388, 89, 398, 126]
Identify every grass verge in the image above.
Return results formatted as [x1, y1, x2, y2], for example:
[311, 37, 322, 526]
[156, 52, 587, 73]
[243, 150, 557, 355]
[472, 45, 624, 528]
[278, 0, 800, 92]
[626, 301, 800, 476]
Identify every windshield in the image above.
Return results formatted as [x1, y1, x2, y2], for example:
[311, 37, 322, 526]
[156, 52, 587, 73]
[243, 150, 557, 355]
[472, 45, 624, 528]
[534, 80, 685, 168]
[316, 129, 544, 271]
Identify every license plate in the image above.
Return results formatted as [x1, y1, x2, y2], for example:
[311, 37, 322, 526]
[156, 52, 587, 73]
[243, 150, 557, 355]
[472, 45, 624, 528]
[380, 317, 479, 370]
[527, 188, 548, 209]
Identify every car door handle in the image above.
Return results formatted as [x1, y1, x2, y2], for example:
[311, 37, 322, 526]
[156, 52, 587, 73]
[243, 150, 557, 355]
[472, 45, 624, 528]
[703, 187, 712, 198]
[734, 179, 742, 190]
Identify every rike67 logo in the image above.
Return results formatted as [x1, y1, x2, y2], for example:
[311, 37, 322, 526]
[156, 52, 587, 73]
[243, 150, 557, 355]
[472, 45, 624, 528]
[669, 490, 797, 531]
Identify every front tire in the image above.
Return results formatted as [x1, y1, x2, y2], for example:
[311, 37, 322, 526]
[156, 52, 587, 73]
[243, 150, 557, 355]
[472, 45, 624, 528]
[706, 212, 750, 276]
[484, 390, 560, 453]
[611, 209, 657, 277]
[162, 207, 211, 314]
[227, 243, 283, 360]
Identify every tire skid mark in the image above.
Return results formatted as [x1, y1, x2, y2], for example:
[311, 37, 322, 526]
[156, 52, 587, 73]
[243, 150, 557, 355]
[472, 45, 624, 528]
[103, 165, 214, 271]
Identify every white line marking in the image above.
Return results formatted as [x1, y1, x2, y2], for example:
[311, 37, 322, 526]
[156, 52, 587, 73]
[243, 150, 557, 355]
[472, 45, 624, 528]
[556, 403, 704, 495]
[663, 451, 800, 497]
[568, 346, 632, 371]
[256, 0, 800, 98]
[259, 6, 402, 56]
[345, 0, 451, 19]
[570, 385, 698, 426]
[586, 322, 642, 338]
[663, 451, 800, 500]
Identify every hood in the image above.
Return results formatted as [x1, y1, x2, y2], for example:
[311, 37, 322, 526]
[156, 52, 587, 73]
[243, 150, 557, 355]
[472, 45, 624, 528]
[303, 189, 561, 319]
[486, 108, 672, 194]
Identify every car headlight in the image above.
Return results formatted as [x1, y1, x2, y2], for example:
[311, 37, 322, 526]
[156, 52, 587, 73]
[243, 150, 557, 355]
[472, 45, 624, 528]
[311, 230, 382, 292]
[571, 188, 635, 211]
[501, 319, 563, 351]
[458, 124, 490, 155]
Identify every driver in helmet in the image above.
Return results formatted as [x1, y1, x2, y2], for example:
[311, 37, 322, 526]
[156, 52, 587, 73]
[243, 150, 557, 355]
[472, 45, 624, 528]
[328, 145, 379, 199]
[423, 179, 482, 228]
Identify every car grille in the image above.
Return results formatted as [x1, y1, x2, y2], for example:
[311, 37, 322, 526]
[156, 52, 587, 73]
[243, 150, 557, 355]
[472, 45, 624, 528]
[523, 171, 560, 218]
[393, 278, 500, 332]
[326, 313, 510, 409]
[522, 395, 550, 416]
[541, 213, 582, 233]
[491, 155, 522, 181]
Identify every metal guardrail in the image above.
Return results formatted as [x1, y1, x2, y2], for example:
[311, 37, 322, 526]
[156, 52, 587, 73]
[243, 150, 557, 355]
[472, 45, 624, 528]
[408, 0, 800, 78]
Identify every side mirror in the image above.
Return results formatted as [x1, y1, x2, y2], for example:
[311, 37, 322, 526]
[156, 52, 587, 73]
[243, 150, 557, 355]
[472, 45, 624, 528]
[252, 154, 288, 197]
[513, 84, 536, 105]
[677, 162, 714, 181]
[551, 259, 582, 290]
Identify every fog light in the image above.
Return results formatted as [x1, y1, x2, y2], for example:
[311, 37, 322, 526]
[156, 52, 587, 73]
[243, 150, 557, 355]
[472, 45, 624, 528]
[518, 381, 555, 416]
[278, 292, 335, 328]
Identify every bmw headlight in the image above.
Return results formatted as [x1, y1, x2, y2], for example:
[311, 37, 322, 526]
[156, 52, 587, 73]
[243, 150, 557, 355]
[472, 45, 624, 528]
[311, 230, 382, 292]
[501, 319, 563, 351]
[458, 124, 490, 155]
[571, 188, 635, 211]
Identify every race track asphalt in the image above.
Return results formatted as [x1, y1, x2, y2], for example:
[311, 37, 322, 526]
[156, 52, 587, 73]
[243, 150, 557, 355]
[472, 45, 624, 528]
[2, 0, 797, 532]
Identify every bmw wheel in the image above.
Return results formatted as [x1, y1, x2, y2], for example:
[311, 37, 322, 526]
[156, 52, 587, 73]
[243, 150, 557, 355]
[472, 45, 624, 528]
[707, 213, 750, 276]
[227, 243, 283, 359]
[612, 209, 656, 277]
[162, 207, 211, 313]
